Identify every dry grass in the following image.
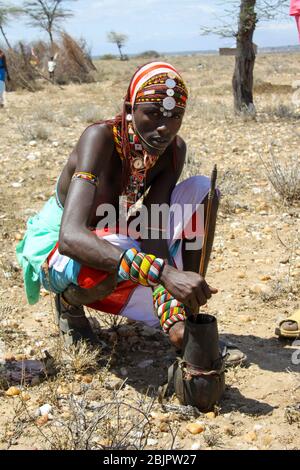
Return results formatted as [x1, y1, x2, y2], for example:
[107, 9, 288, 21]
[259, 148, 300, 204]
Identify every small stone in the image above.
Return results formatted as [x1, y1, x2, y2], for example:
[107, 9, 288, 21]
[29, 140, 37, 147]
[223, 425, 234, 436]
[5, 386, 21, 397]
[244, 431, 257, 442]
[205, 412, 216, 420]
[14, 232, 23, 241]
[15, 354, 27, 361]
[159, 422, 169, 433]
[57, 384, 70, 395]
[253, 424, 263, 432]
[262, 434, 273, 447]
[81, 375, 93, 384]
[186, 423, 205, 435]
[237, 272, 246, 279]
[36, 415, 48, 427]
[26, 153, 37, 161]
[38, 404, 52, 416]
[120, 367, 128, 377]
[105, 378, 124, 390]
[4, 354, 16, 362]
[260, 275, 271, 282]
[147, 438, 158, 446]
[191, 443, 201, 450]
[240, 315, 254, 323]
[21, 393, 31, 402]
[250, 284, 270, 295]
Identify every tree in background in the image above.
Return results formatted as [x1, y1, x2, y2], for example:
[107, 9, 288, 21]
[23, 0, 77, 54]
[107, 31, 128, 60]
[0, 2, 23, 49]
[201, 0, 289, 115]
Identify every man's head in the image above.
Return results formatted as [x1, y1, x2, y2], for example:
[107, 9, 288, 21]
[124, 62, 188, 155]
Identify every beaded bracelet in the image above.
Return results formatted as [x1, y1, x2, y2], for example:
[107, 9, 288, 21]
[72, 171, 99, 187]
[118, 248, 165, 287]
[153, 285, 187, 334]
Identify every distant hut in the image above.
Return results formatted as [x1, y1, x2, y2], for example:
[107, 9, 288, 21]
[219, 44, 258, 56]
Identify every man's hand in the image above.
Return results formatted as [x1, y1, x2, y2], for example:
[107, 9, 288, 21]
[160, 264, 218, 313]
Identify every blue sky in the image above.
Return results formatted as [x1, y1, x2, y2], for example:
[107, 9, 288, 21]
[5, 0, 299, 54]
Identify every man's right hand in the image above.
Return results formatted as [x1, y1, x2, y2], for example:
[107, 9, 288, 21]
[160, 264, 218, 313]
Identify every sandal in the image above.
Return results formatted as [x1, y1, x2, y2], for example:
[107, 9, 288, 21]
[219, 340, 247, 367]
[55, 294, 99, 347]
[275, 309, 300, 339]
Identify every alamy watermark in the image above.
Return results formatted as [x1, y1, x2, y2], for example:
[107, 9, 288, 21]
[95, 198, 205, 251]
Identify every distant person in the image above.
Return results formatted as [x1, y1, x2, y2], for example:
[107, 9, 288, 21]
[0, 49, 10, 108]
[48, 56, 56, 82]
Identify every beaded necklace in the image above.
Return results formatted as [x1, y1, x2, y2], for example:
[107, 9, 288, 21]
[113, 123, 159, 208]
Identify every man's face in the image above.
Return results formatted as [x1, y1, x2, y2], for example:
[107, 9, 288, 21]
[132, 103, 185, 154]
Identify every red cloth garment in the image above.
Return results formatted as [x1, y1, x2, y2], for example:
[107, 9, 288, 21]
[290, 0, 300, 15]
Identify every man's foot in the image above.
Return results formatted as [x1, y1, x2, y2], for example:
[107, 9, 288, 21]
[168, 321, 247, 367]
[55, 294, 99, 347]
[275, 310, 300, 339]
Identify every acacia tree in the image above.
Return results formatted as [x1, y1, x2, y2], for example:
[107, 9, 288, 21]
[107, 31, 128, 60]
[23, 0, 77, 53]
[0, 2, 23, 49]
[201, 0, 289, 115]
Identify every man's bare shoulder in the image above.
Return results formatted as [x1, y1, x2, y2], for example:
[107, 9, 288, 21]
[176, 135, 187, 156]
[79, 122, 114, 146]
[74, 122, 115, 171]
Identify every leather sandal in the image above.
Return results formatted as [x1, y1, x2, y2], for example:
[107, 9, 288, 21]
[55, 294, 99, 347]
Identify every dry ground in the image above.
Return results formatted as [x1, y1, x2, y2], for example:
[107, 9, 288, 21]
[0, 53, 300, 450]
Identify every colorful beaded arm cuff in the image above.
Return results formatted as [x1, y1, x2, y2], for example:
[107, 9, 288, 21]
[153, 285, 187, 334]
[72, 171, 99, 187]
[118, 248, 165, 287]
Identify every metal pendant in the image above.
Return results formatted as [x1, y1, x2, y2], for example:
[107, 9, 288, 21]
[165, 78, 176, 89]
[133, 157, 144, 170]
[163, 96, 176, 110]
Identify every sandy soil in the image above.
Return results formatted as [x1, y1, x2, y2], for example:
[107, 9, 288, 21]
[0, 54, 299, 450]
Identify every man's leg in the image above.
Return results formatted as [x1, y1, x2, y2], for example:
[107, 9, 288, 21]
[42, 233, 142, 345]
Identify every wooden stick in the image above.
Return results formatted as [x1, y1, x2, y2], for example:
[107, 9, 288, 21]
[199, 164, 218, 278]
[185, 165, 218, 318]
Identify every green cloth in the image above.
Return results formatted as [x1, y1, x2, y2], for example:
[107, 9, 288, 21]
[16, 196, 63, 305]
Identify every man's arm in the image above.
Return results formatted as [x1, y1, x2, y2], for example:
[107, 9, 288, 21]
[59, 124, 123, 273]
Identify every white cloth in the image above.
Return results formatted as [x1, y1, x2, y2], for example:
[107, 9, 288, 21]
[48, 61, 56, 73]
[116, 175, 210, 326]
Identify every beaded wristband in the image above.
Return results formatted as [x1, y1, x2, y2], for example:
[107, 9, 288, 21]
[72, 171, 99, 187]
[153, 285, 187, 334]
[118, 248, 165, 287]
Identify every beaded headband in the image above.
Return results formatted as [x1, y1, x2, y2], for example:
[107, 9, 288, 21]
[129, 61, 188, 116]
